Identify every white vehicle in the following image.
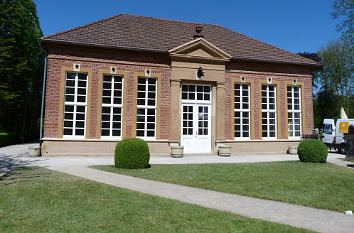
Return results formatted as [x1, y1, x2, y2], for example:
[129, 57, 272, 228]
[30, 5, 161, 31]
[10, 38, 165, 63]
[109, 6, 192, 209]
[322, 118, 354, 154]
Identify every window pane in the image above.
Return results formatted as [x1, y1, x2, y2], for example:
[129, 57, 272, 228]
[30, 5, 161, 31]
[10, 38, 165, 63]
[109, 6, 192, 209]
[77, 96, 86, 103]
[75, 129, 84, 136]
[64, 128, 72, 136]
[138, 85, 146, 91]
[77, 106, 85, 113]
[64, 121, 73, 127]
[136, 130, 144, 136]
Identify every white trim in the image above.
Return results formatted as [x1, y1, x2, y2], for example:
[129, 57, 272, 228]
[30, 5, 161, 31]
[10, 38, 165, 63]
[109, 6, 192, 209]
[181, 84, 212, 104]
[261, 85, 277, 139]
[222, 139, 301, 142]
[287, 86, 302, 140]
[180, 84, 212, 153]
[136, 77, 157, 139]
[100, 75, 124, 139]
[234, 83, 251, 140]
[63, 72, 88, 138]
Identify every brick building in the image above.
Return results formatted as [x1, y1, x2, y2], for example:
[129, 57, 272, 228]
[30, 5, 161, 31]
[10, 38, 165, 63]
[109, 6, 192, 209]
[40, 14, 320, 155]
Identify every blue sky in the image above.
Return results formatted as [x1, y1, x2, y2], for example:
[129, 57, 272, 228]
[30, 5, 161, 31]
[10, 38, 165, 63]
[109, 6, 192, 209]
[34, 0, 340, 53]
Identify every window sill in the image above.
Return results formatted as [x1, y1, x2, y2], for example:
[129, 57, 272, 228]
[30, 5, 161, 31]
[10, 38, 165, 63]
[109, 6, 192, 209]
[42, 137, 169, 142]
[223, 139, 301, 143]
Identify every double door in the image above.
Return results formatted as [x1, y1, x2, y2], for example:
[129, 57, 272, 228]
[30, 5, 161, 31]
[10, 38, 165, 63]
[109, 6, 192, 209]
[181, 103, 211, 153]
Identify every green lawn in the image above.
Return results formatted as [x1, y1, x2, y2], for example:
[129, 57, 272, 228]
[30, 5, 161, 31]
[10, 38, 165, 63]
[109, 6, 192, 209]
[0, 167, 311, 233]
[94, 161, 354, 212]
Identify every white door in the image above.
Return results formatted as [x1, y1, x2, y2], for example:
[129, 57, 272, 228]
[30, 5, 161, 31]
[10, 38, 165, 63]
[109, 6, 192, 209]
[180, 84, 212, 153]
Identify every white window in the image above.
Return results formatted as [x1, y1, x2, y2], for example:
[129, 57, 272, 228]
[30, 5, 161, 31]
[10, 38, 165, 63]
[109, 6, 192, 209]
[287, 86, 301, 139]
[136, 77, 157, 138]
[101, 75, 124, 138]
[262, 85, 277, 138]
[63, 72, 87, 138]
[182, 84, 211, 102]
[234, 84, 250, 139]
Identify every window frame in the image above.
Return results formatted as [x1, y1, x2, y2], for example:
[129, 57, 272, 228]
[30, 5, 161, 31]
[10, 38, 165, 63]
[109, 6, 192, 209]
[234, 83, 251, 140]
[181, 84, 212, 104]
[287, 86, 302, 140]
[100, 75, 124, 139]
[63, 72, 88, 139]
[136, 77, 157, 140]
[261, 84, 277, 139]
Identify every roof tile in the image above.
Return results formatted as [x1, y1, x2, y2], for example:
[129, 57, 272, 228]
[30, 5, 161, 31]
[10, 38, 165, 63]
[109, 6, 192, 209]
[43, 14, 319, 66]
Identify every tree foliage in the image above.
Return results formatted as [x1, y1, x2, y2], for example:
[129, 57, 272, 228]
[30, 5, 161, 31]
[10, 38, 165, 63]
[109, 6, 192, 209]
[313, 88, 341, 128]
[312, 39, 353, 122]
[0, 0, 43, 141]
[332, 0, 354, 46]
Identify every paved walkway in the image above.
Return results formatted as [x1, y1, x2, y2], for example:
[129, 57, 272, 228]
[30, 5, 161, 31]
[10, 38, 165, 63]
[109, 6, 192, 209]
[1, 144, 354, 233]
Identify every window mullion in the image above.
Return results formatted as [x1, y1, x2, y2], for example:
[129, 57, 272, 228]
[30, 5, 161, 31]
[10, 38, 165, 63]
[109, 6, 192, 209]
[74, 73, 78, 104]
[292, 87, 294, 136]
[292, 87, 295, 136]
[73, 105, 77, 136]
[110, 76, 114, 137]
[274, 86, 277, 138]
[145, 79, 148, 137]
[267, 86, 269, 137]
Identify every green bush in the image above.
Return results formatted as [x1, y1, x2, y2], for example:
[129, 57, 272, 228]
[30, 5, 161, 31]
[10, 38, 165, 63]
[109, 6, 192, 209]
[114, 138, 150, 169]
[0, 132, 18, 147]
[297, 140, 328, 163]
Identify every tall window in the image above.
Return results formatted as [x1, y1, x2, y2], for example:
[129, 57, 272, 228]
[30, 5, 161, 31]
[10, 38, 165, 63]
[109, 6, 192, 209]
[262, 85, 277, 138]
[136, 77, 157, 138]
[234, 84, 250, 139]
[101, 75, 123, 138]
[287, 86, 301, 138]
[63, 72, 87, 137]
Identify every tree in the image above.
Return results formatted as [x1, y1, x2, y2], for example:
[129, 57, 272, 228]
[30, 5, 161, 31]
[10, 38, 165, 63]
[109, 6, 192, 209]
[332, 0, 354, 46]
[313, 88, 341, 128]
[0, 0, 43, 141]
[316, 39, 353, 117]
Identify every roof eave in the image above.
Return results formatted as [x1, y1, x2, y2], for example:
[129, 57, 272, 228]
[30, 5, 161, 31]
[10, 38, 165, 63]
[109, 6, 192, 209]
[41, 39, 321, 68]
[230, 57, 322, 68]
[40, 39, 170, 55]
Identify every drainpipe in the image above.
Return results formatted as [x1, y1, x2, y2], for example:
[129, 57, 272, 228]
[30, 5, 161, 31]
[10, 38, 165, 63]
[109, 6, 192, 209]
[39, 53, 47, 151]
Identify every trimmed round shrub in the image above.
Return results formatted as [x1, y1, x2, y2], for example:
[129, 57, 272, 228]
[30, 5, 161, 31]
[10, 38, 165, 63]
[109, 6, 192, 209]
[114, 138, 150, 169]
[297, 140, 328, 163]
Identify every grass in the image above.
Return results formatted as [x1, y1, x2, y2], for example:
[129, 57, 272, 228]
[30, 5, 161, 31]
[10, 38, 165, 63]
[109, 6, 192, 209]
[94, 161, 354, 212]
[0, 167, 312, 233]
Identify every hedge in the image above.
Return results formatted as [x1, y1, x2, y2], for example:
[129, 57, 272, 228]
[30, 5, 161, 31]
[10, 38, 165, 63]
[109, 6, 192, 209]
[0, 132, 18, 147]
[114, 138, 150, 169]
[297, 139, 328, 163]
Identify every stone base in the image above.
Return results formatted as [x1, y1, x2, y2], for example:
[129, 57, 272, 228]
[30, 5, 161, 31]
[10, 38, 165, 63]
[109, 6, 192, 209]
[41, 139, 302, 156]
[41, 139, 170, 156]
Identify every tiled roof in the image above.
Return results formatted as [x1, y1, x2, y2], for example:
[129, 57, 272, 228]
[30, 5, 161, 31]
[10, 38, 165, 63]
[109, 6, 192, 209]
[42, 14, 319, 66]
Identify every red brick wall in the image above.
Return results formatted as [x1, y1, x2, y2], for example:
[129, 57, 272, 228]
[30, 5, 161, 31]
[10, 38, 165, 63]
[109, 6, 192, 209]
[43, 52, 171, 139]
[44, 58, 62, 138]
[44, 45, 314, 142]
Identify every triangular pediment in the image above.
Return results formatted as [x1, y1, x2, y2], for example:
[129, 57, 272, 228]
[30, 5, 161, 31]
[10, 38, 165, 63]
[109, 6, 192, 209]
[169, 38, 231, 61]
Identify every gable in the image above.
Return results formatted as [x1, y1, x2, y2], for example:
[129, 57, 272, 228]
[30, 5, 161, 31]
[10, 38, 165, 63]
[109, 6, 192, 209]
[169, 38, 232, 62]
[187, 48, 215, 58]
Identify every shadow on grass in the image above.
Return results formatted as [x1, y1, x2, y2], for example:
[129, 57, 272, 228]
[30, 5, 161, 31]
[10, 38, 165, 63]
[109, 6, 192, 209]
[0, 166, 52, 186]
[0, 149, 47, 183]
